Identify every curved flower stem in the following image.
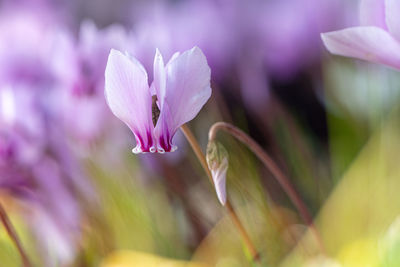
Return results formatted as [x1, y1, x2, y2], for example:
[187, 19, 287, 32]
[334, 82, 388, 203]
[208, 122, 324, 252]
[0, 202, 32, 267]
[180, 125, 260, 262]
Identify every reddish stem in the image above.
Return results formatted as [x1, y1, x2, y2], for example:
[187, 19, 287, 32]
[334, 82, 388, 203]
[0, 202, 32, 267]
[180, 124, 260, 262]
[208, 122, 324, 251]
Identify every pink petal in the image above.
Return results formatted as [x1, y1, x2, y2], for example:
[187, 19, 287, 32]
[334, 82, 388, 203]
[105, 49, 156, 153]
[153, 48, 166, 101]
[321, 27, 400, 70]
[359, 0, 387, 29]
[151, 51, 181, 106]
[154, 47, 211, 152]
[166, 52, 180, 65]
[386, 0, 400, 41]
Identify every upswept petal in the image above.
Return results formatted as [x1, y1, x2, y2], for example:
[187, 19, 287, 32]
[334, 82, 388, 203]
[359, 0, 387, 28]
[154, 47, 211, 152]
[385, 0, 400, 41]
[166, 52, 180, 66]
[105, 49, 156, 153]
[321, 27, 400, 70]
[153, 48, 166, 102]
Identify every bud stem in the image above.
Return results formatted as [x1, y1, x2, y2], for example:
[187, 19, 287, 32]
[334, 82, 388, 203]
[208, 122, 324, 252]
[180, 124, 260, 262]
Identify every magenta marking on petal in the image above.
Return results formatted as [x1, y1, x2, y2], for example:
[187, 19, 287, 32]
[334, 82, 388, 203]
[134, 131, 155, 153]
[158, 132, 177, 153]
[146, 130, 153, 149]
[135, 133, 144, 150]
[158, 137, 166, 152]
[158, 131, 173, 152]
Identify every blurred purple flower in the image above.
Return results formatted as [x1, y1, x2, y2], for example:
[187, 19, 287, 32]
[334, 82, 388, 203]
[128, 0, 341, 111]
[256, 0, 338, 77]
[0, 85, 82, 265]
[322, 0, 400, 70]
[0, 9, 93, 265]
[30, 157, 81, 265]
[105, 47, 211, 153]
[53, 20, 130, 143]
[128, 0, 234, 82]
[0, 10, 54, 166]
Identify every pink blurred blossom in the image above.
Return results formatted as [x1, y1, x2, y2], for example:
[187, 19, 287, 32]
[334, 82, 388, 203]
[322, 0, 400, 70]
[128, 0, 342, 110]
[52, 20, 130, 143]
[0, 9, 93, 265]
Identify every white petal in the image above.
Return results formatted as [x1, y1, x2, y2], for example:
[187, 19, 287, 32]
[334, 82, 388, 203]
[105, 49, 156, 152]
[154, 47, 211, 151]
[166, 52, 180, 66]
[153, 48, 166, 101]
[321, 27, 400, 70]
[385, 0, 400, 41]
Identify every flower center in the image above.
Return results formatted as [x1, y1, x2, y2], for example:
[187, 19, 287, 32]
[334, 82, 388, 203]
[151, 95, 160, 127]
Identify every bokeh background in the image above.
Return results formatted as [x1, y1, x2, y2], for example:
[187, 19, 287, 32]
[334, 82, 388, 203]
[1, 0, 400, 266]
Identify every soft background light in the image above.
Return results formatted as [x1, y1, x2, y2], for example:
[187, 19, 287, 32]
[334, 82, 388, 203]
[1, 0, 400, 266]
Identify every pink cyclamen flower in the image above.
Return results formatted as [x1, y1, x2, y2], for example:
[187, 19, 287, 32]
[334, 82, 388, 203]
[105, 46, 211, 153]
[321, 0, 400, 70]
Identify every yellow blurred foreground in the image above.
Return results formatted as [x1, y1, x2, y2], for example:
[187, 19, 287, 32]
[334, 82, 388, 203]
[101, 250, 209, 267]
[282, 108, 400, 266]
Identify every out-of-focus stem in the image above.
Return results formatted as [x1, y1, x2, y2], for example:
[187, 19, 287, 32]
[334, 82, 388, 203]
[180, 124, 260, 262]
[208, 122, 324, 251]
[0, 202, 32, 267]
